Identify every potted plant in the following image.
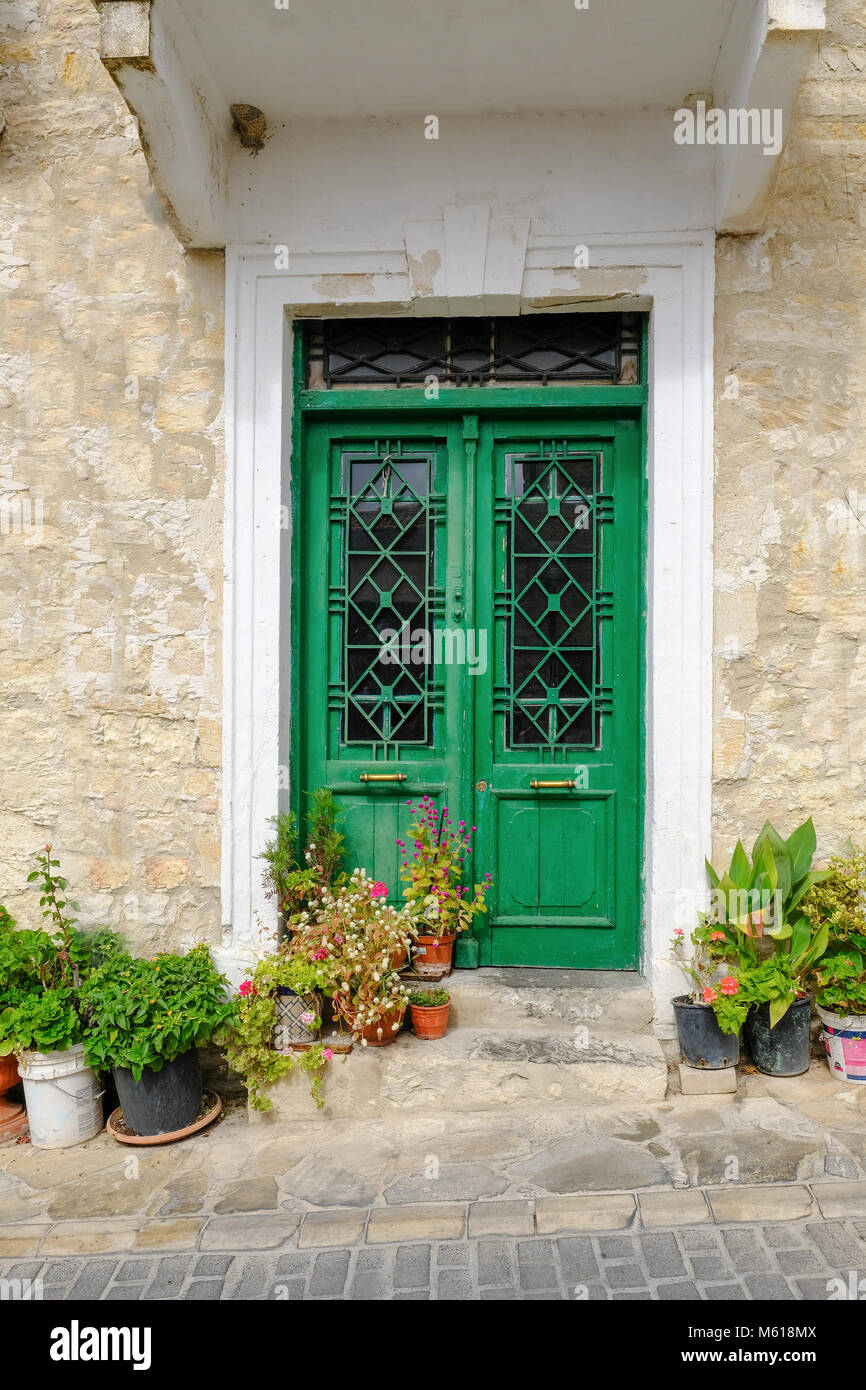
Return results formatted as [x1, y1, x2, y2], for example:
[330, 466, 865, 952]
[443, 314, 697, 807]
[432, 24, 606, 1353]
[703, 818, 830, 1076]
[259, 788, 345, 926]
[293, 869, 412, 1046]
[670, 921, 741, 1069]
[220, 956, 335, 1111]
[270, 955, 327, 1050]
[398, 798, 492, 974]
[0, 849, 106, 1149]
[80, 943, 236, 1140]
[409, 988, 451, 1040]
[801, 848, 866, 1082]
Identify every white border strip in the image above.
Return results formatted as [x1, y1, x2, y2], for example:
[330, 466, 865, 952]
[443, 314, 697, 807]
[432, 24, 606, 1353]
[220, 233, 715, 1031]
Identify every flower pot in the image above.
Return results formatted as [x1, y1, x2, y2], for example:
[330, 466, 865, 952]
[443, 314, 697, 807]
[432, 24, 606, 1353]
[672, 996, 739, 1070]
[113, 1048, 203, 1138]
[390, 947, 408, 971]
[274, 987, 321, 1053]
[414, 934, 455, 976]
[18, 1045, 103, 1149]
[743, 995, 812, 1077]
[0, 1054, 27, 1144]
[410, 1001, 451, 1040]
[351, 1006, 405, 1046]
[816, 1005, 866, 1084]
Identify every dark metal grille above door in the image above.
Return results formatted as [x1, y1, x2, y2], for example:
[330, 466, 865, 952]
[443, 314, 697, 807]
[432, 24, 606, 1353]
[304, 314, 641, 388]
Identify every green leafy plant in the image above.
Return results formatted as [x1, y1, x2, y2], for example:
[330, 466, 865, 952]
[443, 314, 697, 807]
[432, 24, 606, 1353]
[802, 849, 866, 1016]
[398, 797, 492, 936]
[705, 818, 829, 941]
[701, 819, 830, 1030]
[218, 954, 334, 1110]
[0, 850, 125, 1056]
[305, 787, 345, 887]
[80, 944, 236, 1080]
[0, 987, 83, 1055]
[408, 989, 450, 1007]
[259, 789, 345, 922]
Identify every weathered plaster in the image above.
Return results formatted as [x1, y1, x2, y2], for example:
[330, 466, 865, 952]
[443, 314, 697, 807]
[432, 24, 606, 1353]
[0, 0, 224, 951]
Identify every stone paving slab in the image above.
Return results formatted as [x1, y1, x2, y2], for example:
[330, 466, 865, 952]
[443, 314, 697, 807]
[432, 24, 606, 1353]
[2, 1062, 865, 1230]
[3, 1177, 866, 1259]
[3, 1214, 864, 1301]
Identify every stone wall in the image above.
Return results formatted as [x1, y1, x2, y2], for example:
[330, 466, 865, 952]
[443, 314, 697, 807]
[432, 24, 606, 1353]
[713, 0, 866, 864]
[0, 0, 224, 951]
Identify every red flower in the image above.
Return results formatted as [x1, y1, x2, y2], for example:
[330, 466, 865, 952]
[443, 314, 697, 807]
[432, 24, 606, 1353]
[711, 931, 726, 941]
[239, 980, 257, 997]
[702, 986, 718, 1004]
[312, 948, 329, 962]
[719, 976, 739, 996]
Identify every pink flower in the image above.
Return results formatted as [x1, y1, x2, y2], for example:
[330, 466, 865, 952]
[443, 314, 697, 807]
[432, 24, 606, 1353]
[322, 1048, 334, 1062]
[719, 976, 739, 996]
[370, 882, 388, 899]
[239, 980, 256, 997]
[711, 931, 725, 941]
[673, 928, 685, 939]
[702, 986, 717, 1004]
[312, 948, 329, 962]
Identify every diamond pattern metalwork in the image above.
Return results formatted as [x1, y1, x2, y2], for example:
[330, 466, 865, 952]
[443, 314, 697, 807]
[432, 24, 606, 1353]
[339, 448, 435, 746]
[504, 446, 608, 748]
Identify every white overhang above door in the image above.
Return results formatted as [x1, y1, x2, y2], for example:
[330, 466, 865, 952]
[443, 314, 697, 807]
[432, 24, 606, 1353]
[94, 0, 825, 245]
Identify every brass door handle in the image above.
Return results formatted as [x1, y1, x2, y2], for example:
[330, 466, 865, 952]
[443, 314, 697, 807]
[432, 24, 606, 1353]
[530, 779, 576, 789]
[360, 773, 408, 783]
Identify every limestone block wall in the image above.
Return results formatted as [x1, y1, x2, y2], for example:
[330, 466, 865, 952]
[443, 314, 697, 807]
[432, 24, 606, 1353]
[0, 0, 224, 951]
[713, 0, 866, 864]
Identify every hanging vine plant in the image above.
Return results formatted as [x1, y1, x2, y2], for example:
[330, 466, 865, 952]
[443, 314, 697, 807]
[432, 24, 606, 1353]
[218, 954, 335, 1111]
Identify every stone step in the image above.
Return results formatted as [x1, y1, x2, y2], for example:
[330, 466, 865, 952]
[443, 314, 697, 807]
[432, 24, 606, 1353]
[441, 967, 654, 1034]
[253, 1018, 667, 1123]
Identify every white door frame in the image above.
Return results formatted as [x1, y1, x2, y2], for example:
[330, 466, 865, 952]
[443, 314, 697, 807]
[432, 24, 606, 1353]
[218, 230, 715, 1031]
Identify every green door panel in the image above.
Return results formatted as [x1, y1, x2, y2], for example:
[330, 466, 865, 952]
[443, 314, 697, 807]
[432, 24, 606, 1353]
[296, 403, 645, 966]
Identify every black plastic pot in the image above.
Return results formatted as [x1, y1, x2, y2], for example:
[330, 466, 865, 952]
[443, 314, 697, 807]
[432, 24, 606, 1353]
[672, 995, 740, 1069]
[113, 1049, 203, 1136]
[743, 995, 812, 1077]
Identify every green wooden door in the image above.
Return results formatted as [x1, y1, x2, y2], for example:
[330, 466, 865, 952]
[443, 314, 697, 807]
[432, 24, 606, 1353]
[298, 409, 643, 970]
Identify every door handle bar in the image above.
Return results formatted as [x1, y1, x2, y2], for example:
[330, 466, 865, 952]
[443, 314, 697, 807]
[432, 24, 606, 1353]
[530, 779, 576, 789]
[359, 773, 408, 783]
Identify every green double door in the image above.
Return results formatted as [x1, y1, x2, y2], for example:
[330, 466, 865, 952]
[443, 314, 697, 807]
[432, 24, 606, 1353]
[298, 409, 643, 969]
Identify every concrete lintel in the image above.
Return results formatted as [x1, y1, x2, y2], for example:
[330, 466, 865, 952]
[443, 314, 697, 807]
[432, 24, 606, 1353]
[94, 0, 230, 248]
[404, 206, 530, 315]
[714, 0, 826, 234]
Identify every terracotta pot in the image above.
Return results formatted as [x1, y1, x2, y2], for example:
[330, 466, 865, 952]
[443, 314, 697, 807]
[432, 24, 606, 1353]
[0, 1055, 20, 1094]
[348, 1006, 406, 1046]
[410, 1001, 451, 1040]
[0, 1053, 27, 1145]
[390, 946, 408, 971]
[414, 933, 455, 974]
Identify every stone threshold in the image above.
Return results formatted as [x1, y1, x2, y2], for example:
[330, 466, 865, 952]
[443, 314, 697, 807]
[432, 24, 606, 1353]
[4, 1179, 866, 1257]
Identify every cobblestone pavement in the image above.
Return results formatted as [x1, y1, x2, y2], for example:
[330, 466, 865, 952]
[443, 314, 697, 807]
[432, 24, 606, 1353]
[2, 1216, 865, 1300]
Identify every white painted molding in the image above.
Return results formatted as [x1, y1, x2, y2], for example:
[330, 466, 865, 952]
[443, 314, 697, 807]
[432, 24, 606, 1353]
[219, 233, 715, 1034]
[95, 0, 231, 247]
[406, 207, 531, 316]
[714, 0, 826, 233]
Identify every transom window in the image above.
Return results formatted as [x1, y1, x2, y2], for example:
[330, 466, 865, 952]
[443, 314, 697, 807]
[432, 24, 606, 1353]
[303, 314, 641, 389]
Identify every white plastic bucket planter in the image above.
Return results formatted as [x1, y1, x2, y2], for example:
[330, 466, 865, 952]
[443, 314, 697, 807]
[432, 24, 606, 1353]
[18, 1045, 103, 1147]
[817, 1005, 866, 1084]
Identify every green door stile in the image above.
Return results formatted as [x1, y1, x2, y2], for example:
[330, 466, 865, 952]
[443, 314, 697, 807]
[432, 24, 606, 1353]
[292, 370, 647, 972]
